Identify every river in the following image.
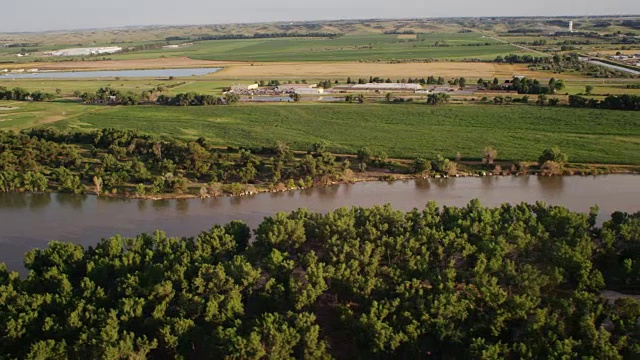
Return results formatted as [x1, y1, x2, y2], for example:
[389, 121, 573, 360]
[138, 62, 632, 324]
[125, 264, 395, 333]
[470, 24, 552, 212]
[0, 67, 222, 79]
[1, 174, 639, 272]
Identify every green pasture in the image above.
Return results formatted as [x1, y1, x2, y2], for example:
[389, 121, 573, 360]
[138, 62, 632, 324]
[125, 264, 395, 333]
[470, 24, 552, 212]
[36, 102, 640, 164]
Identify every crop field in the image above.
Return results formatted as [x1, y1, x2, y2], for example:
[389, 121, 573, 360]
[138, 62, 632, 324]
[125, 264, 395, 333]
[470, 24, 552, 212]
[33, 102, 640, 164]
[1, 34, 530, 64]
[208, 61, 596, 81]
[114, 34, 528, 62]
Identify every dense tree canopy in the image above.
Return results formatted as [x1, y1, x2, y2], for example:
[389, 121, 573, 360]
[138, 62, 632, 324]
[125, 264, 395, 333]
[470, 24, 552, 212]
[1, 202, 639, 359]
[0, 128, 353, 196]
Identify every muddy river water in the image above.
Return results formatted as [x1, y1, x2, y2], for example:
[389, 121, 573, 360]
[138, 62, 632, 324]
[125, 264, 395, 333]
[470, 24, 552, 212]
[1, 174, 638, 271]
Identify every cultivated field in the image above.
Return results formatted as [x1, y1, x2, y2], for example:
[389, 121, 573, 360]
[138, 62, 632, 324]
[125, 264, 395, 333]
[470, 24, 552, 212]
[8, 102, 633, 164]
[209, 61, 579, 80]
[1, 33, 531, 64]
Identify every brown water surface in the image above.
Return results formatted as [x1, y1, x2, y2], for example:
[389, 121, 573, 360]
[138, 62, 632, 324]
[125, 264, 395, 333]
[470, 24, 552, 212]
[1, 175, 638, 272]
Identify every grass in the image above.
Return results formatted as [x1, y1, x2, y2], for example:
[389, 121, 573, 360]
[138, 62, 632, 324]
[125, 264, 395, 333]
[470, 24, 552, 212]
[0, 101, 101, 130]
[34, 102, 640, 164]
[0, 79, 231, 97]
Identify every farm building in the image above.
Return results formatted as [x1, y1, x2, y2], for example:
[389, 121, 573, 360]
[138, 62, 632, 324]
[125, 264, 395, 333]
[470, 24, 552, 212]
[162, 43, 193, 49]
[333, 83, 423, 92]
[43, 47, 122, 57]
[231, 84, 260, 92]
[294, 88, 324, 95]
[277, 84, 318, 91]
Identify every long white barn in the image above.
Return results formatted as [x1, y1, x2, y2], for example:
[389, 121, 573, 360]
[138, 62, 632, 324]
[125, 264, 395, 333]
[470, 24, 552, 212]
[44, 47, 122, 57]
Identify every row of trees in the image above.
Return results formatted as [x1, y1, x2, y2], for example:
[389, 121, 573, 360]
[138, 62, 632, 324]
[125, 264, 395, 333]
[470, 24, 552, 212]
[1, 128, 574, 197]
[501, 77, 565, 95]
[0, 129, 357, 196]
[0, 86, 56, 102]
[569, 94, 640, 111]
[197, 31, 339, 41]
[78, 88, 241, 107]
[0, 202, 638, 358]
[157, 92, 239, 106]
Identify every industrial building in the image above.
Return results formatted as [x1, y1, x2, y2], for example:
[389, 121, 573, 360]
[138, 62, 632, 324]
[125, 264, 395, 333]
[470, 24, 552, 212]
[277, 84, 318, 92]
[332, 83, 423, 92]
[231, 84, 260, 92]
[43, 47, 122, 57]
[294, 88, 324, 95]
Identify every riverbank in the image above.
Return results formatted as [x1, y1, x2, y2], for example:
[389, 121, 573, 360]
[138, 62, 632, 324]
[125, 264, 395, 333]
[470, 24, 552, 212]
[98, 162, 640, 201]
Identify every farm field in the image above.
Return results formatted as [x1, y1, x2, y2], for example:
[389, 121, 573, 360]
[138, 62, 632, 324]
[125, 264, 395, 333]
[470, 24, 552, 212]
[26, 102, 640, 164]
[0, 78, 231, 97]
[1, 33, 532, 64]
[0, 61, 547, 81]
[0, 100, 101, 130]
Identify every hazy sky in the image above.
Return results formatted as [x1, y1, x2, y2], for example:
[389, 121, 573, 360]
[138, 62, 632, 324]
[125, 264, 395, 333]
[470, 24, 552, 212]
[2, 0, 639, 32]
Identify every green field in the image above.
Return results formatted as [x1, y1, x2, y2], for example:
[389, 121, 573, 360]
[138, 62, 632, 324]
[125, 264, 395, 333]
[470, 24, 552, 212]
[0, 33, 529, 63]
[0, 78, 231, 98]
[37, 102, 640, 164]
[112, 33, 527, 62]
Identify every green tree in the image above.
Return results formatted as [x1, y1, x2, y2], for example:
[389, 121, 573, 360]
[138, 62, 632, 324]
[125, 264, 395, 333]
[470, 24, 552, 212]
[586, 85, 594, 95]
[538, 146, 569, 165]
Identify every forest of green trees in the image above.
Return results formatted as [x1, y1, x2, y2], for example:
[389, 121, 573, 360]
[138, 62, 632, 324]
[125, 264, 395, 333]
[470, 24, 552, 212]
[0, 128, 356, 196]
[0, 202, 639, 359]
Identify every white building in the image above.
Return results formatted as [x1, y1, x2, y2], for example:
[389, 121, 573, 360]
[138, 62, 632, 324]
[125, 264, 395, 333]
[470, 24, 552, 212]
[295, 88, 324, 95]
[44, 47, 122, 57]
[335, 83, 423, 92]
[231, 84, 260, 92]
[569, 21, 574, 33]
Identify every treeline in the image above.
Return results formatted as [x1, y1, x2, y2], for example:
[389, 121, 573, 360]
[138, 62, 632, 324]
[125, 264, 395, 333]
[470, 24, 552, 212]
[476, 77, 564, 94]
[157, 92, 239, 106]
[506, 77, 564, 94]
[0, 202, 639, 359]
[78, 87, 241, 107]
[507, 28, 545, 34]
[80, 87, 143, 105]
[195, 32, 339, 41]
[621, 20, 640, 30]
[0, 86, 56, 102]
[495, 54, 549, 64]
[383, 30, 417, 34]
[569, 94, 640, 111]
[0, 128, 355, 196]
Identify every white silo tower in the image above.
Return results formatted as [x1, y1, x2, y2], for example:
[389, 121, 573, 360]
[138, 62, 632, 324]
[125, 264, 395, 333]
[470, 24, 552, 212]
[569, 21, 574, 33]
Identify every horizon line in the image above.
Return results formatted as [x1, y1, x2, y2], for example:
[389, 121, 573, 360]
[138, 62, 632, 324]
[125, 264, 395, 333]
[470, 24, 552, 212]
[1, 13, 639, 35]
